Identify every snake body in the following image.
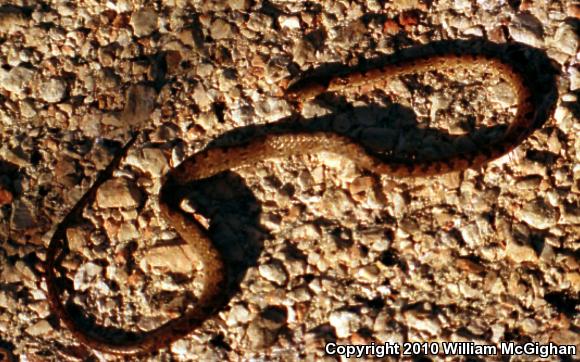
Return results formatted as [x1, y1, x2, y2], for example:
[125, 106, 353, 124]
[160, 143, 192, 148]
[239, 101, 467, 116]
[44, 43, 557, 355]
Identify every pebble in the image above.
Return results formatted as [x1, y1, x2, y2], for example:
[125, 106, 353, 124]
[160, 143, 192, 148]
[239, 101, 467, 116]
[291, 39, 316, 66]
[331, 20, 366, 50]
[229, 0, 250, 11]
[73, 262, 103, 291]
[258, 261, 288, 285]
[454, 0, 472, 11]
[278, 15, 301, 30]
[386, 78, 411, 99]
[96, 179, 142, 209]
[506, 238, 538, 264]
[139, 244, 199, 274]
[210, 19, 234, 40]
[25, 320, 54, 337]
[404, 310, 441, 335]
[125, 148, 169, 178]
[246, 13, 272, 33]
[66, 227, 88, 254]
[389, 0, 423, 11]
[489, 81, 516, 108]
[244, 322, 272, 348]
[490, 324, 506, 343]
[254, 97, 290, 121]
[356, 264, 380, 283]
[459, 222, 482, 248]
[260, 213, 281, 231]
[516, 198, 558, 230]
[0, 291, 16, 313]
[565, 272, 580, 292]
[192, 83, 214, 111]
[10, 201, 36, 230]
[556, 106, 574, 134]
[547, 130, 562, 154]
[291, 224, 322, 240]
[0, 66, 34, 95]
[508, 13, 544, 47]
[318, 189, 354, 219]
[226, 304, 251, 327]
[14, 261, 36, 288]
[561, 204, 580, 225]
[117, 222, 139, 242]
[119, 85, 157, 127]
[130, 9, 158, 37]
[299, 102, 330, 119]
[569, 67, 579, 91]
[429, 92, 451, 120]
[553, 23, 578, 56]
[170, 339, 193, 357]
[562, 92, 577, 102]
[455, 258, 484, 274]
[463, 25, 484, 37]
[349, 176, 375, 200]
[245, 310, 286, 348]
[389, 192, 407, 218]
[329, 310, 360, 338]
[38, 78, 66, 103]
[19, 100, 37, 118]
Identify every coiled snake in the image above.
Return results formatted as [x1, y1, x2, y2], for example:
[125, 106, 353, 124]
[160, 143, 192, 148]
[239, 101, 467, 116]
[44, 42, 558, 355]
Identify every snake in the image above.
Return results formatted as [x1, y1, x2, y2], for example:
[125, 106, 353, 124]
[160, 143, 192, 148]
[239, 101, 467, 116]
[44, 42, 558, 355]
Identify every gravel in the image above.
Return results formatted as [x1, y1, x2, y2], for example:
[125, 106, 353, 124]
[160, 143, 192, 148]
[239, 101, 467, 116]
[0, 0, 578, 361]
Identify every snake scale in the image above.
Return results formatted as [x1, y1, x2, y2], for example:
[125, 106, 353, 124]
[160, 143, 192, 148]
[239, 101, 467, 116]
[44, 42, 558, 355]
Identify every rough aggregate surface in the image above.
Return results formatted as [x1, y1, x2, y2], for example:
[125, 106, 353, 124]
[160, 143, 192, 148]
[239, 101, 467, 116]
[0, 0, 578, 361]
